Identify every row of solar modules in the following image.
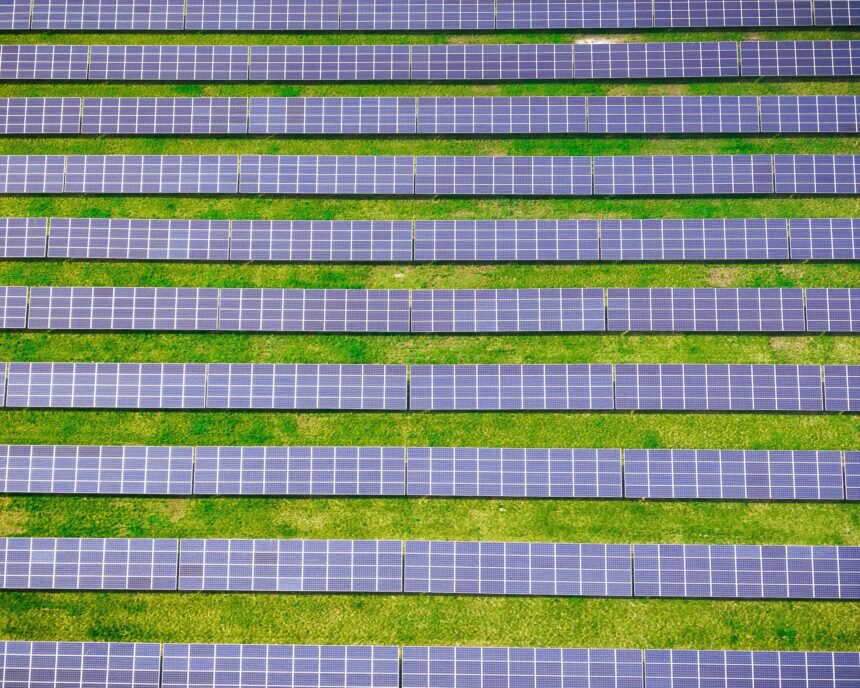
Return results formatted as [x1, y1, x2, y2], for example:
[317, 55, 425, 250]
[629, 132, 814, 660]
[3, 217, 857, 262]
[2, 155, 860, 196]
[5, 96, 860, 136]
[1, 537, 858, 599]
[0, 363, 856, 412]
[1, 41, 858, 82]
[2, 445, 859, 501]
[0, 286, 856, 333]
[1, 0, 857, 30]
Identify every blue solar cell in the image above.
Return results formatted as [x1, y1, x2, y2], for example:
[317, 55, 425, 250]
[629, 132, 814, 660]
[0, 45, 89, 80]
[0, 97, 81, 134]
[587, 96, 760, 134]
[654, 0, 813, 26]
[416, 97, 587, 134]
[88, 45, 250, 81]
[846, 452, 860, 500]
[741, 40, 860, 77]
[0, 286, 28, 329]
[760, 96, 860, 133]
[789, 218, 860, 260]
[496, 0, 653, 27]
[31, 0, 185, 29]
[572, 42, 739, 79]
[0, 217, 48, 258]
[805, 288, 860, 332]
[823, 365, 860, 412]
[0, 1, 31, 29]
[185, 0, 340, 29]
[815, 0, 860, 24]
[774, 155, 860, 194]
[411, 44, 575, 81]
[249, 97, 416, 135]
[0, 156, 65, 194]
[81, 97, 248, 135]
[249, 46, 411, 81]
[340, 0, 495, 29]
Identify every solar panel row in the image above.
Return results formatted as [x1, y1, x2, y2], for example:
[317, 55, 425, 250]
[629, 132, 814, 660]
[1, 42, 857, 81]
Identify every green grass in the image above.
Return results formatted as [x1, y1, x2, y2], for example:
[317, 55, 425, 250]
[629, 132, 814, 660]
[0, 26, 859, 651]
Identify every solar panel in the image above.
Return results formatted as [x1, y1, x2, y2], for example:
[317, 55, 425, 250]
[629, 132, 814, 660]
[410, 44, 575, 81]
[0, 0, 31, 29]
[806, 288, 860, 332]
[340, 0, 495, 29]
[415, 156, 593, 196]
[774, 155, 860, 195]
[229, 220, 413, 262]
[5, 362, 208, 409]
[572, 42, 739, 79]
[0, 538, 179, 590]
[404, 540, 633, 596]
[614, 364, 825, 412]
[409, 364, 615, 411]
[177, 539, 404, 592]
[587, 96, 760, 134]
[27, 286, 220, 331]
[496, 0, 653, 27]
[606, 288, 806, 332]
[216, 289, 411, 333]
[740, 40, 860, 77]
[405, 447, 623, 498]
[846, 452, 860, 500]
[64, 155, 240, 194]
[185, 0, 340, 30]
[623, 449, 845, 500]
[0, 364, 6, 407]
[249, 97, 416, 135]
[0, 445, 193, 495]
[760, 96, 860, 133]
[0, 156, 66, 194]
[162, 644, 400, 688]
[248, 46, 411, 81]
[815, 0, 860, 25]
[823, 365, 860, 412]
[239, 156, 414, 195]
[88, 45, 250, 81]
[193, 446, 406, 496]
[31, 0, 185, 29]
[0, 45, 89, 80]
[413, 219, 601, 262]
[47, 217, 231, 261]
[644, 650, 860, 688]
[0, 217, 48, 258]
[593, 156, 775, 195]
[403, 646, 644, 688]
[0, 286, 28, 329]
[633, 544, 860, 599]
[653, 0, 814, 26]
[416, 97, 587, 135]
[205, 364, 408, 410]
[0, 641, 162, 688]
[0, 97, 81, 134]
[600, 219, 790, 261]
[81, 97, 247, 135]
[788, 218, 860, 260]
[410, 288, 606, 333]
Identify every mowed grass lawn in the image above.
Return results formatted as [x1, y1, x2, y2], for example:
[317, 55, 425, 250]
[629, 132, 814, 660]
[0, 27, 858, 651]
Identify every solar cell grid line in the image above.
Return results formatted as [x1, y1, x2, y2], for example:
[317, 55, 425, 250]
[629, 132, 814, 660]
[88, 45, 251, 81]
[788, 218, 860, 260]
[0, 217, 48, 258]
[599, 218, 791, 261]
[495, 0, 654, 28]
[248, 45, 411, 81]
[402, 646, 645, 688]
[403, 540, 634, 596]
[606, 288, 807, 333]
[412, 219, 601, 262]
[0, 286, 28, 329]
[806, 288, 860, 333]
[185, 0, 340, 30]
[177, 539, 404, 592]
[0, 537, 179, 590]
[571, 42, 740, 80]
[740, 40, 860, 77]
[410, 288, 606, 333]
[30, 0, 186, 30]
[593, 155, 775, 196]
[410, 44, 576, 81]
[653, 0, 815, 26]
[408, 364, 615, 411]
[229, 220, 413, 262]
[4, 362, 208, 409]
[774, 155, 860, 195]
[823, 365, 860, 412]
[216, 288, 411, 333]
[0, 445, 194, 495]
[414, 156, 593, 196]
[81, 97, 248, 135]
[846, 452, 860, 500]
[815, 0, 860, 25]
[405, 447, 624, 498]
[586, 96, 760, 135]
[26, 286, 220, 331]
[632, 544, 860, 599]
[340, 0, 496, 29]
[248, 97, 417, 135]
[0, 156, 66, 194]
[613, 364, 825, 412]
[204, 363, 408, 410]
[0, 641, 163, 688]
[192, 445, 406, 496]
[0, 45, 89, 80]
[46, 217, 231, 261]
[0, 98, 81, 135]
[415, 96, 588, 135]
[0, 0, 31, 30]
[622, 449, 846, 500]
[161, 643, 401, 688]
[760, 96, 860, 134]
